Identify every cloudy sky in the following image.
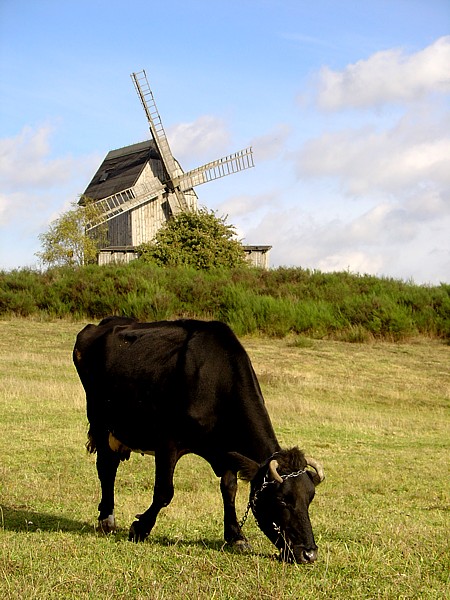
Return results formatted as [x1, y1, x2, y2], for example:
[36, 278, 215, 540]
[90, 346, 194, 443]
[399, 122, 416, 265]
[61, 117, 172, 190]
[1, 0, 449, 284]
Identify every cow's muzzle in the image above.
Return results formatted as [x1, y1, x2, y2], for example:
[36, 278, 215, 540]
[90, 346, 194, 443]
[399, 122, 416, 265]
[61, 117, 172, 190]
[299, 547, 318, 563]
[279, 544, 318, 564]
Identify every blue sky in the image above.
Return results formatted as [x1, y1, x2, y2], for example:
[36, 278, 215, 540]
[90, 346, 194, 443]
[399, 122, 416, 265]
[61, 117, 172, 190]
[1, 0, 449, 283]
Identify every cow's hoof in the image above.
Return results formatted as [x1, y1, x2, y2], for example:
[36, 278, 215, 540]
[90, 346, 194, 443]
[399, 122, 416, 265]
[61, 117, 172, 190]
[97, 514, 116, 534]
[128, 520, 148, 542]
[230, 539, 252, 553]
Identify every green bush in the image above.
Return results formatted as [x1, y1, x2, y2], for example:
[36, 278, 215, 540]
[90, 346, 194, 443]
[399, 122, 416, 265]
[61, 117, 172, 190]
[0, 263, 448, 341]
[137, 208, 247, 270]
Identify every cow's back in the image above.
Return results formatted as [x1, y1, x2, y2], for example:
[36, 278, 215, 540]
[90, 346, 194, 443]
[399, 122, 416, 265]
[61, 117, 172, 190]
[74, 318, 267, 456]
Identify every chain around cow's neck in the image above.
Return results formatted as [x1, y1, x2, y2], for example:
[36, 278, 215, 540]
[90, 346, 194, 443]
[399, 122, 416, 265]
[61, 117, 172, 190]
[238, 467, 307, 530]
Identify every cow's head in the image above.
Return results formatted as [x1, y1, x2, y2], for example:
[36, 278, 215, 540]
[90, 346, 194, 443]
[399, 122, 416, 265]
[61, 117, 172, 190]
[233, 447, 324, 563]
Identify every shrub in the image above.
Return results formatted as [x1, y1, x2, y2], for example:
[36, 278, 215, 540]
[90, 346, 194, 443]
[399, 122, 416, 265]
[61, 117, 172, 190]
[0, 263, 448, 342]
[137, 208, 247, 270]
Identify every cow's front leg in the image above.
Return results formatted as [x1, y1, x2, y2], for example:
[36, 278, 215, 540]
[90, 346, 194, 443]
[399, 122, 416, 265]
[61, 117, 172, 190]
[129, 446, 178, 542]
[96, 443, 121, 533]
[220, 470, 251, 551]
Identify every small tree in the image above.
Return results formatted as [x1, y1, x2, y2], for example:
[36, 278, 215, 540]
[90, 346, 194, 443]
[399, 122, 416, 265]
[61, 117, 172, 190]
[36, 199, 106, 268]
[137, 208, 247, 270]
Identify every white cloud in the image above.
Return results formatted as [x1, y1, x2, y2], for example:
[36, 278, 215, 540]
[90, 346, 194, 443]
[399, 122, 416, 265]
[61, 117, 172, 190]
[251, 124, 292, 161]
[239, 196, 450, 283]
[0, 124, 99, 230]
[168, 115, 231, 165]
[295, 99, 450, 197]
[317, 251, 385, 276]
[316, 36, 450, 110]
[0, 124, 78, 190]
[218, 192, 278, 219]
[291, 36, 450, 282]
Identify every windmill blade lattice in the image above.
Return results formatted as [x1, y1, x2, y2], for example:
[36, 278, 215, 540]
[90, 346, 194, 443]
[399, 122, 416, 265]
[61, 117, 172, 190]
[178, 147, 254, 191]
[131, 70, 179, 181]
[86, 179, 164, 230]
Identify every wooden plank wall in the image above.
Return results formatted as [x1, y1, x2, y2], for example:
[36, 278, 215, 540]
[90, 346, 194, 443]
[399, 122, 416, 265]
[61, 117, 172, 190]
[106, 162, 198, 246]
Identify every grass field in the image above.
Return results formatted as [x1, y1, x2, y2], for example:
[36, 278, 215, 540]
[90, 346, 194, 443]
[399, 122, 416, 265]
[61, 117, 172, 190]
[0, 319, 449, 599]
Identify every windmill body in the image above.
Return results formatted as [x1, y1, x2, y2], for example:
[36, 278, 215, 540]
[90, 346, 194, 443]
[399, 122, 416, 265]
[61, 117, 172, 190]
[81, 70, 268, 265]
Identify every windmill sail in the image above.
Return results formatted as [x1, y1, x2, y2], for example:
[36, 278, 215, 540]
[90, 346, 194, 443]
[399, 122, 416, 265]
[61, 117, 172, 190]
[131, 70, 178, 178]
[131, 70, 188, 214]
[178, 147, 254, 191]
[86, 179, 164, 230]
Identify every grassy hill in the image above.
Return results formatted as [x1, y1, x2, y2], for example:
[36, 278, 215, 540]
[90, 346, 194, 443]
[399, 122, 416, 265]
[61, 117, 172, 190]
[1, 262, 449, 341]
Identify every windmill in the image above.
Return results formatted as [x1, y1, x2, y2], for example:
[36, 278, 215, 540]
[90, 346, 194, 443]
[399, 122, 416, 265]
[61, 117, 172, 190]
[84, 70, 254, 242]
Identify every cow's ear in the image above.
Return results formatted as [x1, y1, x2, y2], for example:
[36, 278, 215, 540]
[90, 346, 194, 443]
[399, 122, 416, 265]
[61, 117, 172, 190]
[227, 452, 260, 482]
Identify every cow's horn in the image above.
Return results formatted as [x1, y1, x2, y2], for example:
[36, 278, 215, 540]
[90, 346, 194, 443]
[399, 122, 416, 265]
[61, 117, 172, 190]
[305, 456, 325, 484]
[268, 459, 283, 484]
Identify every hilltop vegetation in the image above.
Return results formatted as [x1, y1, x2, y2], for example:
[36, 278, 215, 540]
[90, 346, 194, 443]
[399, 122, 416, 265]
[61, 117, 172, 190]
[1, 262, 448, 342]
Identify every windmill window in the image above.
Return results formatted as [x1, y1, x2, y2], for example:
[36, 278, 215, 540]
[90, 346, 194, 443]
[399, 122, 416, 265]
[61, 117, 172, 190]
[99, 171, 110, 182]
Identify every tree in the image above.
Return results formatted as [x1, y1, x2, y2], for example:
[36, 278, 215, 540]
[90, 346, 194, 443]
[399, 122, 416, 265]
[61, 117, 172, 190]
[36, 199, 106, 268]
[137, 208, 248, 270]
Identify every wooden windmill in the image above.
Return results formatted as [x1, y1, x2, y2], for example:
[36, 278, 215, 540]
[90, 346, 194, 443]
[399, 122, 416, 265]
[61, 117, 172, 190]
[82, 70, 254, 254]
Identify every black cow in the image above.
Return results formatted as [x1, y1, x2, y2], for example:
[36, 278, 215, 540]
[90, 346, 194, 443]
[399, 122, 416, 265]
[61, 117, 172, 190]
[73, 316, 324, 563]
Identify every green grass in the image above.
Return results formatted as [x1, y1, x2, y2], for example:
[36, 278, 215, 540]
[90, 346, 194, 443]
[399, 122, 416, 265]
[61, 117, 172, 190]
[1, 263, 449, 340]
[0, 319, 449, 599]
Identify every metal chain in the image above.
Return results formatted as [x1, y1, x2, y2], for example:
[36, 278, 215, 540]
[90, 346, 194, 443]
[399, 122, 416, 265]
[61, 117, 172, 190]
[238, 500, 252, 529]
[238, 467, 307, 530]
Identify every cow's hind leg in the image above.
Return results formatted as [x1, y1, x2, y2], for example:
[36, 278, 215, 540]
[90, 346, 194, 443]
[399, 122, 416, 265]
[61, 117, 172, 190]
[220, 470, 252, 551]
[96, 444, 121, 533]
[129, 446, 178, 542]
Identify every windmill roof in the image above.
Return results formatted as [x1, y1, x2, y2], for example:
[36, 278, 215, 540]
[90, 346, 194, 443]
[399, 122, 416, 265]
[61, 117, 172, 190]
[81, 139, 161, 201]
